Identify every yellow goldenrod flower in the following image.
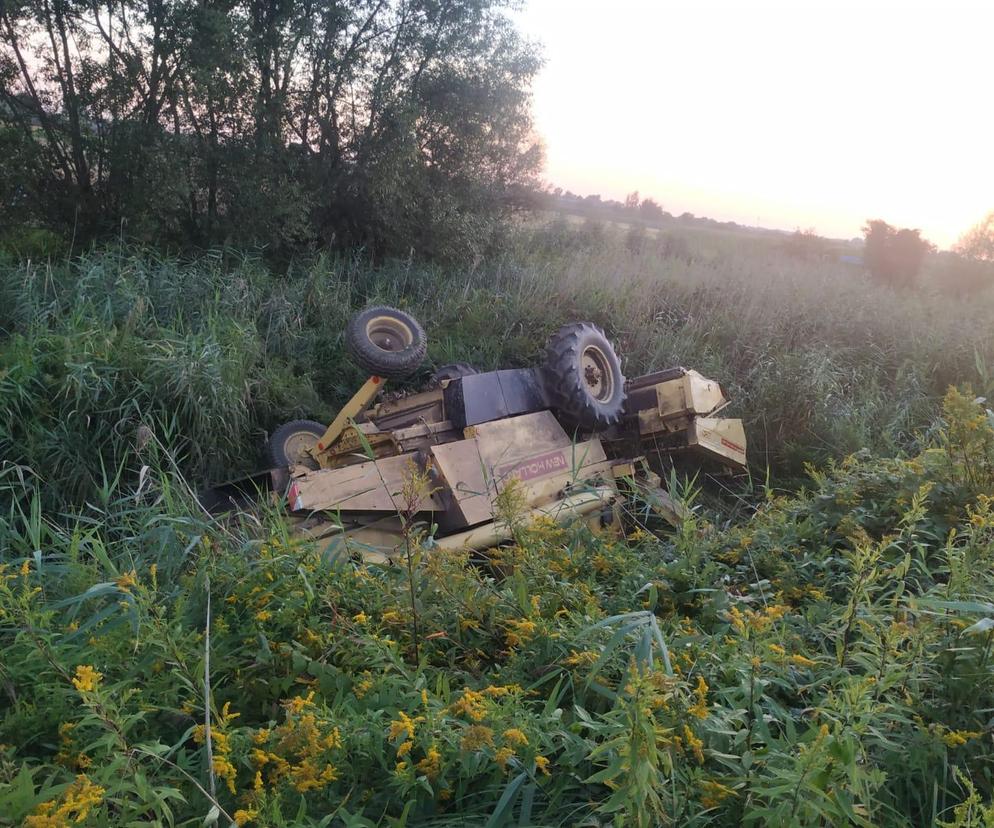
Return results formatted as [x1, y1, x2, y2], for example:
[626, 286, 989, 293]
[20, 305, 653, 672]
[213, 755, 238, 794]
[115, 570, 138, 592]
[449, 689, 487, 721]
[416, 745, 442, 779]
[534, 755, 550, 775]
[505, 618, 537, 647]
[460, 725, 494, 751]
[496, 746, 516, 768]
[71, 665, 103, 694]
[683, 725, 705, 764]
[285, 692, 315, 714]
[388, 710, 424, 742]
[688, 675, 709, 720]
[502, 728, 529, 747]
[699, 779, 737, 808]
[942, 729, 982, 748]
[24, 774, 105, 827]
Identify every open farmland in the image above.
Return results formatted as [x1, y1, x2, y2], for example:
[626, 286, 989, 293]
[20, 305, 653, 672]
[2, 226, 994, 826]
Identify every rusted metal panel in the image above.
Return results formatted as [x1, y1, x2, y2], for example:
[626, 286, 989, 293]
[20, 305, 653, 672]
[289, 452, 443, 513]
[656, 370, 727, 421]
[429, 438, 494, 527]
[687, 417, 747, 469]
[470, 410, 572, 469]
[367, 388, 445, 430]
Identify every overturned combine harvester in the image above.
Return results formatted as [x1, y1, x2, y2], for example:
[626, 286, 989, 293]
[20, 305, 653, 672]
[203, 307, 747, 563]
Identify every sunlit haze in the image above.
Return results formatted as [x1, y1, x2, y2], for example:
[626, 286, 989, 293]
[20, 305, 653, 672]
[514, 0, 994, 247]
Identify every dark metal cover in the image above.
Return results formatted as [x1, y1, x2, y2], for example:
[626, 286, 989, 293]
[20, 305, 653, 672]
[444, 368, 550, 429]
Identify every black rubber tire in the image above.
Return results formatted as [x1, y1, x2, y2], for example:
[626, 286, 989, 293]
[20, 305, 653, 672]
[345, 306, 427, 379]
[430, 362, 478, 386]
[267, 420, 326, 469]
[540, 322, 626, 431]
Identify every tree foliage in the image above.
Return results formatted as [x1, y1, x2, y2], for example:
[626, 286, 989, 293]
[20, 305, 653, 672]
[955, 211, 994, 263]
[862, 219, 934, 287]
[0, 0, 542, 258]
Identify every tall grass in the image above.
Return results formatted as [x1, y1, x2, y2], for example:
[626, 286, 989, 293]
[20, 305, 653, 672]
[2, 224, 992, 509]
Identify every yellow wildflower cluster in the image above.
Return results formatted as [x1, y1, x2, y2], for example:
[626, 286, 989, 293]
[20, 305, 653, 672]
[505, 618, 538, 648]
[688, 675, 709, 720]
[193, 702, 241, 794]
[495, 746, 516, 769]
[682, 724, 705, 764]
[353, 671, 374, 699]
[935, 726, 983, 748]
[71, 665, 103, 694]
[766, 643, 818, 669]
[24, 775, 106, 827]
[250, 695, 342, 793]
[416, 745, 442, 779]
[460, 725, 494, 751]
[287, 692, 316, 715]
[388, 710, 424, 742]
[54, 722, 90, 771]
[115, 570, 138, 592]
[699, 779, 737, 809]
[234, 808, 259, 826]
[503, 728, 528, 747]
[482, 684, 522, 698]
[564, 650, 599, 668]
[968, 494, 993, 529]
[727, 603, 790, 635]
[449, 688, 487, 721]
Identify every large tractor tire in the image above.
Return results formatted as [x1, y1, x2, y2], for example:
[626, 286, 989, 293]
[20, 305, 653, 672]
[429, 362, 478, 386]
[540, 322, 626, 431]
[345, 306, 427, 379]
[268, 420, 325, 469]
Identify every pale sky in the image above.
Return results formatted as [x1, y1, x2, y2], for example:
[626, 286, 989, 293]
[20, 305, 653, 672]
[513, 0, 994, 247]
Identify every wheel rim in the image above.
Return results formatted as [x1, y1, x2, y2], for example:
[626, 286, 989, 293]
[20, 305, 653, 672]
[580, 344, 614, 402]
[284, 430, 320, 464]
[365, 315, 414, 352]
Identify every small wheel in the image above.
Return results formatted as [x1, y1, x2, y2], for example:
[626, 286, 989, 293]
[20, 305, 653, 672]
[429, 362, 478, 387]
[268, 420, 325, 469]
[541, 322, 626, 430]
[345, 306, 427, 379]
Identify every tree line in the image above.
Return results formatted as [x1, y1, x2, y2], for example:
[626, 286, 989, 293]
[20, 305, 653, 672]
[0, 0, 542, 259]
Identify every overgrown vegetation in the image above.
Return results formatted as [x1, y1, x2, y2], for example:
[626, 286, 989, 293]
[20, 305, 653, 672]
[3, 225, 994, 510]
[3, 382, 994, 826]
[2, 226, 994, 825]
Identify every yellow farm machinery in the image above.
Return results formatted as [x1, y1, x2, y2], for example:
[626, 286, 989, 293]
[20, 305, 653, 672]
[202, 307, 747, 562]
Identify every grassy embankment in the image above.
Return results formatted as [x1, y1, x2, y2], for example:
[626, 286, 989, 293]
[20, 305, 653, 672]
[2, 225, 994, 826]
